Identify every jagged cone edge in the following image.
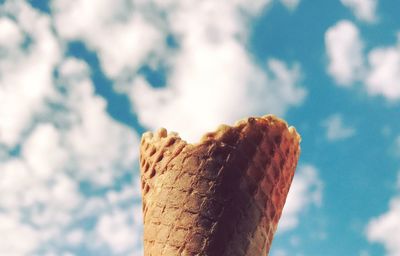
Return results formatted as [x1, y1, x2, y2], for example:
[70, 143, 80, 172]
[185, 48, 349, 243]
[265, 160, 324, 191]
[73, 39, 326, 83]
[139, 114, 301, 256]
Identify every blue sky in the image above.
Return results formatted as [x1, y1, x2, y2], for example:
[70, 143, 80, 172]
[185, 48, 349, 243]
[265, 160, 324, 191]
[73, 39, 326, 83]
[0, 0, 400, 255]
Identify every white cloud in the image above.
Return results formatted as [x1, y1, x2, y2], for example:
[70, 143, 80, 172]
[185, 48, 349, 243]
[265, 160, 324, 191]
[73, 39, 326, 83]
[52, 0, 163, 79]
[0, 54, 138, 222]
[0, 2, 61, 147]
[131, 58, 305, 142]
[0, 213, 40, 256]
[0, 0, 309, 254]
[322, 113, 356, 141]
[325, 21, 400, 101]
[128, 1, 306, 143]
[22, 123, 68, 179]
[366, 197, 400, 256]
[52, 0, 306, 143]
[0, 17, 23, 48]
[55, 57, 139, 186]
[65, 229, 85, 246]
[64, 88, 137, 184]
[280, 0, 301, 10]
[278, 165, 323, 232]
[0, 137, 81, 235]
[340, 0, 378, 23]
[96, 210, 138, 254]
[0, 2, 141, 254]
[365, 35, 400, 100]
[325, 20, 365, 86]
[58, 57, 89, 79]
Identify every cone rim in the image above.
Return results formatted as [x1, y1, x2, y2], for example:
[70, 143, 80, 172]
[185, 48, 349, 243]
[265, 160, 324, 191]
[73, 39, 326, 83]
[141, 114, 301, 148]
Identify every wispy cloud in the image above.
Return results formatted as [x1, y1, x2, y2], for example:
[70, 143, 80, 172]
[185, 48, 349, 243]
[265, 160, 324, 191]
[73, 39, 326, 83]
[322, 113, 356, 141]
[340, 0, 378, 23]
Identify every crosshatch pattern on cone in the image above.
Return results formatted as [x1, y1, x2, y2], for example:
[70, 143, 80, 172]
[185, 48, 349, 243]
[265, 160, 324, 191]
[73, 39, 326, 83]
[140, 115, 301, 256]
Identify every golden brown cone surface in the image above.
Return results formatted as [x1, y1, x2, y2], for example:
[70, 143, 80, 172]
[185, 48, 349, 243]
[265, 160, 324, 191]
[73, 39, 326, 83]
[139, 115, 301, 256]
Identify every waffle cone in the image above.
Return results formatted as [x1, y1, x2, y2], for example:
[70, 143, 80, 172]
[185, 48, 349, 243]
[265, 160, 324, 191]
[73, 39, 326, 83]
[139, 115, 301, 256]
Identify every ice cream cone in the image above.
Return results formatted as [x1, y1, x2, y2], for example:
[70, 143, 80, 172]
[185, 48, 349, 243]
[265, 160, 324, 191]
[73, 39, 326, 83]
[139, 115, 301, 256]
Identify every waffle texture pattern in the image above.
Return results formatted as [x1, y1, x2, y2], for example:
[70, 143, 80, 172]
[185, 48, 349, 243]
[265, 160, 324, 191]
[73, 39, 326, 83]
[140, 115, 301, 256]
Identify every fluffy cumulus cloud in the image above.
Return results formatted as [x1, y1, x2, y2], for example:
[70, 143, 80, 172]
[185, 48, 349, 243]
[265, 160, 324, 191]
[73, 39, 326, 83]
[325, 21, 400, 101]
[51, 0, 307, 143]
[340, 0, 378, 23]
[0, 213, 39, 255]
[325, 20, 365, 86]
[128, 1, 306, 142]
[322, 113, 356, 141]
[365, 34, 400, 100]
[1, 0, 308, 254]
[278, 165, 323, 232]
[52, 0, 163, 79]
[366, 197, 400, 256]
[0, 1, 141, 255]
[57, 58, 138, 185]
[0, 3, 60, 147]
[96, 205, 143, 255]
[131, 57, 305, 142]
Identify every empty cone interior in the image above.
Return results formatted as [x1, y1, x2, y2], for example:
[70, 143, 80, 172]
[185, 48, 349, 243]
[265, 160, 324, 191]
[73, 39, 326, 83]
[139, 115, 301, 256]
